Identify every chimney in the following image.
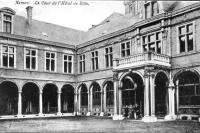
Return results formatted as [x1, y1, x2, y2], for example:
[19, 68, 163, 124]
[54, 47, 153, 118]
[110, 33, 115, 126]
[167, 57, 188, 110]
[26, 6, 33, 25]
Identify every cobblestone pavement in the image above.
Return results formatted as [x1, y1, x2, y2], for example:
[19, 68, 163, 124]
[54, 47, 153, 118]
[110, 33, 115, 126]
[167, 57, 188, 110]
[0, 116, 199, 132]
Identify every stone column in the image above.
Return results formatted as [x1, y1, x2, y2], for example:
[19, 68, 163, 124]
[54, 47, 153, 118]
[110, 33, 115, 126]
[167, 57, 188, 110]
[142, 67, 157, 122]
[150, 73, 155, 116]
[17, 91, 22, 117]
[165, 80, 177, 120]
[103, 91, 106, 114]
[100, 91, 104, 116]
[39, 90, 43, 116]
[118, 89, 122, 115]
[86, 91, 91, 116]
[57, 90, 62, 116]
[90, 89, 93, 114]
[74, 93, 78, 115]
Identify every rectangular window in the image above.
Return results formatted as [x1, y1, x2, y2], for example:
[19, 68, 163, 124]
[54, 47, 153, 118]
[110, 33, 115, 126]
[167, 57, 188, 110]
[79, 54, 85, 73]
[2, 45, 15, 68]
[121, 41, 131, 57]
[63, 54, 73, 74]
[3, 14, 12, 33]
[91, 51, 98, 71]
[25, 48, 37, 70]
[142, 32, 162, 54]
[145, 3, 151, 18]
[178, 23, 194, 53]
[45, 52, 56, 72]
[105, 47, 113, 68]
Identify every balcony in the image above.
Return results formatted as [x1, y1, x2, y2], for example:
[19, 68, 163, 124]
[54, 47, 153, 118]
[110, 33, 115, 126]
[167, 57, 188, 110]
[113, 52, 171, 70]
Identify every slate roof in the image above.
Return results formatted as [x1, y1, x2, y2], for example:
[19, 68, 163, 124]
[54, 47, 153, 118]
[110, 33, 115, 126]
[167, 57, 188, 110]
[13, 15, 85, 45]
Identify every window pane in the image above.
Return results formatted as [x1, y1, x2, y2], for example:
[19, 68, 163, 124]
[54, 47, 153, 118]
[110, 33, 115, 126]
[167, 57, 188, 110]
[92, 52, 94, 57]
[187, 34, 193, 51]
[105, 48, 108, 54]
[149, 43, 155, 52]
[68, 62, 72, 73]
[179, 26, 185, 35]
[92, 58, 95, 70]
[9, 54, 14, 67]
[26, 49, 30, 55]
[51, 60, 55, 71]
[83, 61, 85, 72]
[148, 34, 155, 42]
[64, 62, 67, 72]
[64, 55, 67, 60]
[9, 47, 14, 54]
[51, 53, 55, 59]
[46, 59, 50, 70]
[68, 56, 72, 61]
[187, 24, 193, 33]
[32, 57, 36, 69]
[127, 49, 130, 56]
[110, 54, 113, 67]
[121, 43, 125, 49]
[109, 47, 112, 53]
[3, 54, 8, 67]
[156, 42, 161, 54]
[180, 36, 185, 53]
[122, 50, 126, 57]
[26, 56, 30, 69]
[31, 50, 36, 56]
[126, 42, 130, 48]
[156, 33, 161, 40]
[143, 45, 147, 52]
[46, 53, 50, 58]
[105, 55, 109, 67]
[79, 62, 82, 73]
[196, 85, 200, 95]
[95, 58, 98, 69]
[3, 46, 8, 53]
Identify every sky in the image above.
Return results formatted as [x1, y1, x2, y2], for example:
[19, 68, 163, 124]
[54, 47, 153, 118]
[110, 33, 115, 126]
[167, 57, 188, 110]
[0, 0, 125, 31]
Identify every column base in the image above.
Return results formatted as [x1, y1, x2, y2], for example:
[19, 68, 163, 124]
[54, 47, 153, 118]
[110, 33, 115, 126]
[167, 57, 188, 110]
[57, 112, 62, 116]
[112, 114, 124, 120]
[100, 112, 104, 116]
[142, 115, 157, 122]
[86, 112, 91, 116]
[17, 114, 23, 118]
[164, 114, 177, 120]
[38, 113, 44, 117]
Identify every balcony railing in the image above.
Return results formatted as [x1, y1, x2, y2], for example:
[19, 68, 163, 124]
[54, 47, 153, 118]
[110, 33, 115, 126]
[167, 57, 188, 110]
[113, 52, 171, 70]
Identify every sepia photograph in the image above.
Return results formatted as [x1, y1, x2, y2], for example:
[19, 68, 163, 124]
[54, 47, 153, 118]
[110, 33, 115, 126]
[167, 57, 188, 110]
[0, 0, 200, 132]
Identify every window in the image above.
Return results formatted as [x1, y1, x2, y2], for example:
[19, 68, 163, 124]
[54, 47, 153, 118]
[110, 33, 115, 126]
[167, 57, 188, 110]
[92, 83, 101, 106]
[178, 23, 194, 53]
[45, 52, 56, 72]
[121, 41, 131, 57]
[25, 48, 37, 70]
[143, 32, 162, 53]
[81, 85, 88, 106]
[79, 54, 85, 73]
[63, 54, 73, 74]
[3, 14, 12, 33]
[105, 47, 113, 68]
[91, 51, 98, 71]
[2, 45, 15, 68]
[106, 82, 114, 106]
[145, 1, 159, 18]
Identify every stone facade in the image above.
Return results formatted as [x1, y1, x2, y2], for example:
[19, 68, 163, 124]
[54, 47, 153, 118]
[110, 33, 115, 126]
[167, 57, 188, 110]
[0, 1, 200, 122]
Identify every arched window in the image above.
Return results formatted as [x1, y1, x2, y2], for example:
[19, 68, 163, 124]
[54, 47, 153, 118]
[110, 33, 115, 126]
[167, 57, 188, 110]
[178, 71, 200, 106]
[92, 83, 101, 106]
[81, 85, 88, 106]
[106, 82, 114, 106]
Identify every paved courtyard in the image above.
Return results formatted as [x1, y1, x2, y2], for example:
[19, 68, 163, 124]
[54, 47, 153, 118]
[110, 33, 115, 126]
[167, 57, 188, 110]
[0, 116, 199, 132]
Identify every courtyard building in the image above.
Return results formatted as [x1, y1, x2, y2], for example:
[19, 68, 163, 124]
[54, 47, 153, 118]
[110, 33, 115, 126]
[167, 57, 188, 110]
[0, 1, 200, 122]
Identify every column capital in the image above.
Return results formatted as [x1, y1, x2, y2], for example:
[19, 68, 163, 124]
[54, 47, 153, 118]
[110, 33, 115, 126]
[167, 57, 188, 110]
[144, 66, 155, 78]
[18, 91, 22, 93]
[113, 71, 119, 81]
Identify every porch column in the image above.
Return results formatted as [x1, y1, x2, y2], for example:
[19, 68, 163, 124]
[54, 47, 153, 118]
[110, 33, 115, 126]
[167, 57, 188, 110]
[113, 72, 119, 116]
[150, 73, 155, 116]
[17, 90, 22, 117]
[74, 92, 78, 115]
[142, 67, 157, 122]
[86, 91, 91, 116]
[103, 91, 106, 114]
[165, 79, 177, 120]
[100, 91, 104, 116]
[39, 90, 43, 116]
[90, 89, 93, 114]
[118, 89, 122, 115]
[78, 93, 81, 114]
[57, 90, 61, 115]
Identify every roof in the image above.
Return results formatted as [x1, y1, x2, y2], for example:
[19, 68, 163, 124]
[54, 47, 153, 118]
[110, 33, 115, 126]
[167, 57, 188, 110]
[13, 15, 85, 46]
[81, 13, 142, 43]
[2, 1, 200, 47]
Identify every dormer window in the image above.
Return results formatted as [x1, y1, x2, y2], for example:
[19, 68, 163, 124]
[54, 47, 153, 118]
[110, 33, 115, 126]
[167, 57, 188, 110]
[0, 7, 15, 34]
[145, 1, 159, 19]
[3, 14, 12, 33]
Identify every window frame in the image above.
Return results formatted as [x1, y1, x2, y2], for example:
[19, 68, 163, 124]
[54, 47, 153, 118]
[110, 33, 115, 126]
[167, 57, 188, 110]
[79, 54, 86, 73]
[91, 51, 99, 71]
[1, 45, 16, 68]
[104, 46, 113, 68]
[24, 48, 38, 71]
[63, 54, 73, 74]
[177, 21, 195, 54]
[2, 13, 13, 34]
[142, 31, 162, 54]
[44, 51, 57, 72]
[120, 40, 131, 58]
